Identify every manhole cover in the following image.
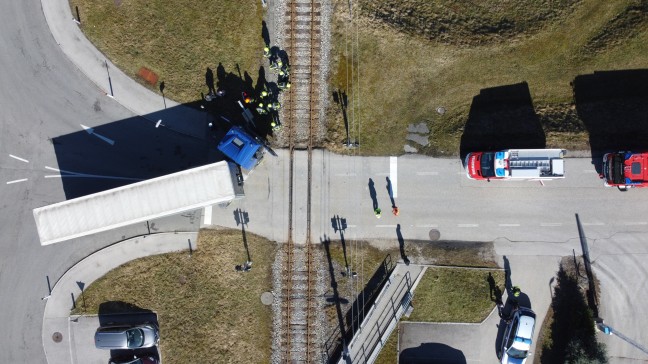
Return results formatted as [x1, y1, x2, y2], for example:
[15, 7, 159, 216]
[261, 292, 273, 306]
[52, 332, 63, 343]
[429, 229, 441, 241]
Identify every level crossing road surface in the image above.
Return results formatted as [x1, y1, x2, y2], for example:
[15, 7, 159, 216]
[1, 1, 647, 363]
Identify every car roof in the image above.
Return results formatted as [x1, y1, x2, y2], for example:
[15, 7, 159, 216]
[517, 314, 535, 340]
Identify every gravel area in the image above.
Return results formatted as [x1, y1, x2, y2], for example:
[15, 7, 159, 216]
[266, 0, 333, 362]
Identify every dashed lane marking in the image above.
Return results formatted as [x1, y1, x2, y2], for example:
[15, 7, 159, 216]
[376, 224, 397, 228]
[6, 179, 28, 184]
[9, 154, 29, 163]
[624, 222, 648, 226]
[458, 223, 479, 228]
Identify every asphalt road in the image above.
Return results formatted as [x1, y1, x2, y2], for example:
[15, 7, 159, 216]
[1, 1, 647, 363]
[0, 2, 201, 362]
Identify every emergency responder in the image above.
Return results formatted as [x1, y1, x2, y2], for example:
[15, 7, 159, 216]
[270, 59, 283, 71]
[263, 46, 271, 58]
[256, 103, 268, 115]
[278, 80, 291, 91]
[268, 101, 281, 111]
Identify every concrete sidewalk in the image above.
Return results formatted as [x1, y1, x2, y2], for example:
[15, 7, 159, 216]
[340, 263, 427, 364]
[41, 0, 208, 140]
[42, 232, 197, 364]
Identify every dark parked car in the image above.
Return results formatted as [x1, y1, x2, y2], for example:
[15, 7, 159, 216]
[95, 324, 159, 350]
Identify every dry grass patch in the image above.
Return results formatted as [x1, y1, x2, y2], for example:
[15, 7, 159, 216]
[69, 0, 263, 102]
[72, 229, 277, 364]
[328, 0, 648, 155]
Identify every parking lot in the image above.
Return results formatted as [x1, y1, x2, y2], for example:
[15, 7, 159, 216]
[68, 313, 160, 364]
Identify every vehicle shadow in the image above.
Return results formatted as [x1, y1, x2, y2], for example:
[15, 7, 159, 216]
[572, 69, 648, 174]
[97, 301, 159, 359]
[459, 81, 546, 163]
[399, 342, 467, 364]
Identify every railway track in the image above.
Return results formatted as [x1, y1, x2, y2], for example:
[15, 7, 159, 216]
[281, 0, 321, 362]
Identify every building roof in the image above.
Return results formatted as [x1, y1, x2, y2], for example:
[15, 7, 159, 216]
[217, 126, 262, 170]
[33, 161, 238, 245]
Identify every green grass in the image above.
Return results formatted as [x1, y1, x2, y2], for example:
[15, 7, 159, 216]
[68, 0, 263, 103]
[328, 0, 648, 155]
[405, 268, 505, 323]
[71, 229, 277, 364]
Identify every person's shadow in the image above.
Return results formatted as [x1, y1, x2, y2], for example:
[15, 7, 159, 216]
[487, 272, 503, 305]
[205, 67, 216, 95]
[396, 224, 410, 265]
[386, 177, 396, 208]
[368, 178, 378, 211]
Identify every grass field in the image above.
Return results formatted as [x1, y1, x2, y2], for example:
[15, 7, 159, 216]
[328, 0, 648, 155]
[71, 229, 277, 364]
[68, 0, 263, 103]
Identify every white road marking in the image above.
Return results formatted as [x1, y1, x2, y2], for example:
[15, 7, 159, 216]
[458, 224, 479, 228]
[541, 223, 562, 227]
[498, 224, 520, 227]
[416, 224, 438, 228]
[416, 171, 439, 176]
[390, 156, 398, 198]
[203, 205, 212, 225]
[80, 124, 115, 145]
[582, 222, 604, 226]
[346, 224, 357, 228]
[9, 154, 29, 163]
[376, 224, 397, 228]
[624, 222, 648, 226]
[6, 179, 27, 184]
[44, 166, 141, 181]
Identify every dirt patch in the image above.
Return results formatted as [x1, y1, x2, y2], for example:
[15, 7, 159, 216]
[357, 0, 580, 45]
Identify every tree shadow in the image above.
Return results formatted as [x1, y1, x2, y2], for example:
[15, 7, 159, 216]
[540, 264, 606, 363]
[572, 69, 648, 174]
[459, 81, 546, 163]
[399, 342, 467, 364]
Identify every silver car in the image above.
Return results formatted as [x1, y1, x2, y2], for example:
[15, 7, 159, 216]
[95, 324, 159, 350]
[499, 307, 536, 364]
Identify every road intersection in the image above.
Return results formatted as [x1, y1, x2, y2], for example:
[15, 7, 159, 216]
[0, 0, 646, 363]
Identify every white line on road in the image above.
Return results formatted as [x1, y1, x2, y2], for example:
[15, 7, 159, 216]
[6, 179, 27, 184]
[346, 224, 357, 228]
[498, 224, 520, 227]
[80, 124, 115, 145]
[458, 223, 479, 228]
[541, 223, 562, 227]
[376, 224, 397, 228]
[390, 156, 398, 198]
[9, 154, 29, 163]
[416, 224, 438, 228]
[582, 222, 605, 226]
[624, 222, 648, 226]
[44, 175, 62, 178]
[203, 205, 212, 225]
[416, 171, 439, 176]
